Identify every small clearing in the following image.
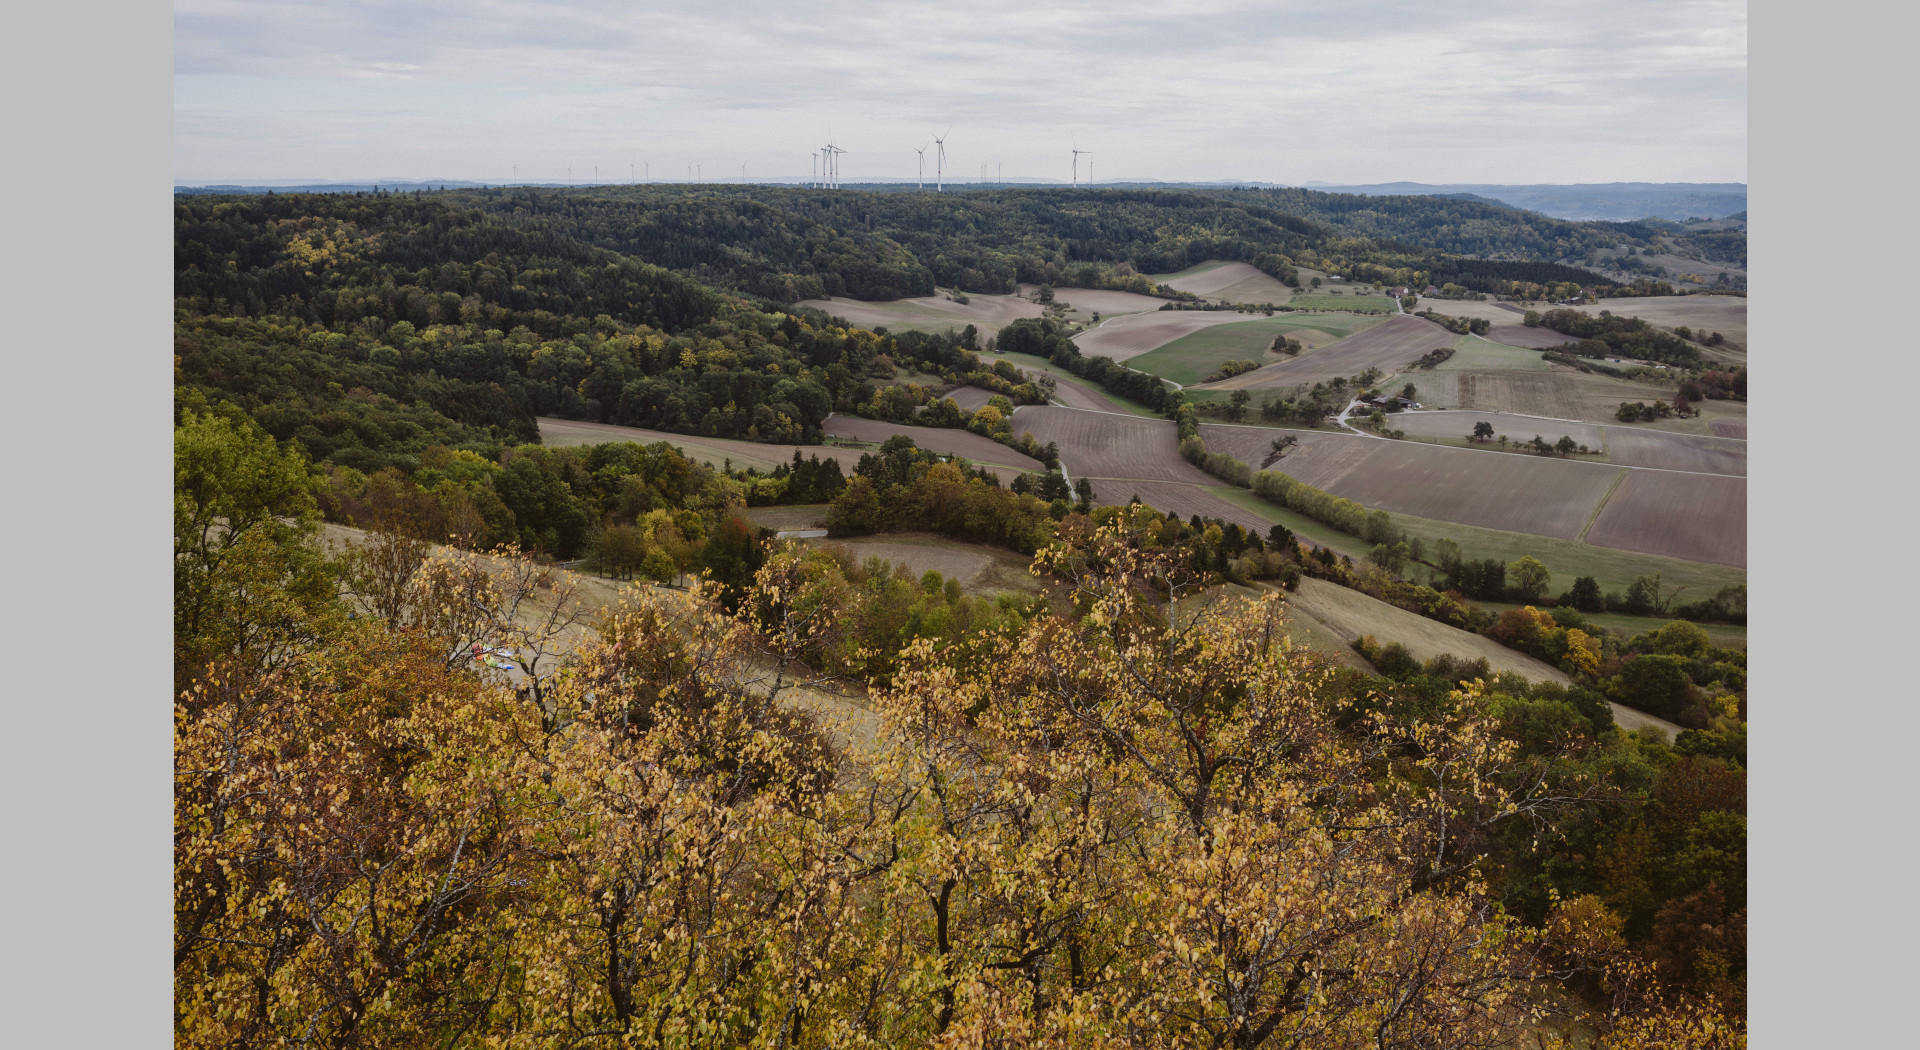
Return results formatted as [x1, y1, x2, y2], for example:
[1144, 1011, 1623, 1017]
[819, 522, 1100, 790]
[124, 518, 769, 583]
[539, 418, 851, 474]
[797, 289, 1041, 334]
[937, 386, 999, 412]
[799, 533, 1044, 596]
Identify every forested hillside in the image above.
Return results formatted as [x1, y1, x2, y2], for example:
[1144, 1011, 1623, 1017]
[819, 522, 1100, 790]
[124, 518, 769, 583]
[175, 186, 1678, 478]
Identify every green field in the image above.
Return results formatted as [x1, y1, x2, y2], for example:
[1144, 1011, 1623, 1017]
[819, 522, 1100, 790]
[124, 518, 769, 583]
[1286, 294, 1398, 314]
[1127, 314, 1375, 386]
[1434, 334, 1556, 372]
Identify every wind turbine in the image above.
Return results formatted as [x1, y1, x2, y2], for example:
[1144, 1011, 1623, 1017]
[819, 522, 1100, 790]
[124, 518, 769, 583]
[1071, 142, 1091, 189]
[932, 128, 950, 193]
[829, 143, 847, 189]
[913, 142, 928, 191]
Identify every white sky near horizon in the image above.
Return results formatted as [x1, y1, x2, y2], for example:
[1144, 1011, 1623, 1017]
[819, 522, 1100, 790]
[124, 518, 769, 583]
[174, 0, 1747, 186]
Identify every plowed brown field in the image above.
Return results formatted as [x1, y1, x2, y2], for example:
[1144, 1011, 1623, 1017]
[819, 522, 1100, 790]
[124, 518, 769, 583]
[1205, 315, 1455, 390]
[1037, 287, 1171, 319]
[1011, 406, 1212, 485]
[1261, 433, 1623, 540]
[1072, 311, 1253, 361]
[1085, 479, 1275, 535]
[1153, 261, 1294, 304]
[1584, 472, 1746, 567]
[1603, 428, 1746, 475]
[821, 416, 1045, 475]
[1391, 411, 1606, 449]
[1487, 325, 1576, 349]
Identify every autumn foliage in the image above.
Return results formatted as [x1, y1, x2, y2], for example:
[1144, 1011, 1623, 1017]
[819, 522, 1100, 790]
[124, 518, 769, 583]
[175, 417, 1742, 1046]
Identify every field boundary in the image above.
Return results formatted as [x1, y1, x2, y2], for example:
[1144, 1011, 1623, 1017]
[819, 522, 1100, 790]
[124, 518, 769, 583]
[1578, 469, 1629, 542]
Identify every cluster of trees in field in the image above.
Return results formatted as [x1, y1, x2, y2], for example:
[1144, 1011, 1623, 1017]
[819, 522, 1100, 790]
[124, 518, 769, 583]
[1201, 358, 1263, 382]
[1416, 307, 1495, 335]
[994, 316, 1182, 411]
[1530, 308, 1706, 368]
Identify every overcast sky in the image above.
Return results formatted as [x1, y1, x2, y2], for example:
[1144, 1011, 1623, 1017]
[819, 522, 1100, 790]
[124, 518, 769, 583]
[174, 0, 1746, 186]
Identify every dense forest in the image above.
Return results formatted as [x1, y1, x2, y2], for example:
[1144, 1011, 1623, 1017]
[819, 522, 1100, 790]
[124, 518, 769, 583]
[175, 187, 1679, 482]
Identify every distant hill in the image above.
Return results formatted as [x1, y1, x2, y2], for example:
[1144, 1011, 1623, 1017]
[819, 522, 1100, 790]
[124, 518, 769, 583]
[1304, 182, 1747, 222]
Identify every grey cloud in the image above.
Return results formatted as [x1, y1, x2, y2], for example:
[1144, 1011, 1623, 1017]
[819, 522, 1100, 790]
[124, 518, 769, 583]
[174, 0, 1744, 183]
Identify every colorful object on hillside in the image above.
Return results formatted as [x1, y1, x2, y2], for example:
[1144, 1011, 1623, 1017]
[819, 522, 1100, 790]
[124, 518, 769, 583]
[470, 642, 520, 671]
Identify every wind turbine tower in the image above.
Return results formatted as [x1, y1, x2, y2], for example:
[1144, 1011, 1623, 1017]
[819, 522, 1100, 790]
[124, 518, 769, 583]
[914, 143, 928, 191]
[1071, 146, 1091, 189]
[932, 128, 950, 193]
